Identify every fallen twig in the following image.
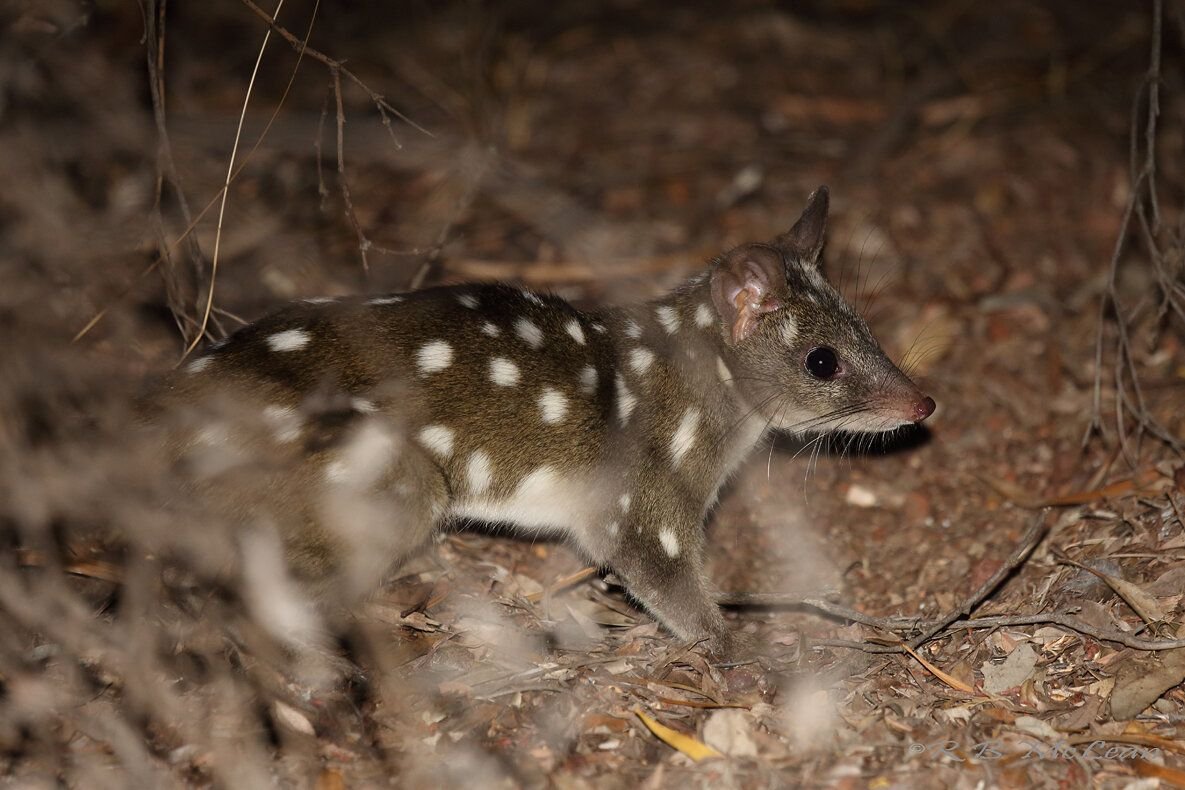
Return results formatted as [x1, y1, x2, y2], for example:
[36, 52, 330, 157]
[813, 611, 1185, 654]
[945, 612, 1185, 651]
[977, 469, 1163, 509]
[718, 593, 923, 631]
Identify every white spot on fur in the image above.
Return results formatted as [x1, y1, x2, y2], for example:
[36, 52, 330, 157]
[592, 323, 607, 333]
[565, 320, 586, 345]
[368, 295, 403, 305]
[466, 450, 493, 495]
[304, 296, 335, 304]
[670, 408, 701, 467]
[695, 303, 714, 328]
[619, 493, 631, 512]
[659, 528, 680, 558]
[267, 329, 311, 352]
[716, 356, 733, 386]
[262, 404, 301, 443]
[351, 398, 378, 413]
[616, 376, 637, 425]
[490, 357, 520, 387]
[656, 305, 680, 334]
[539, 388, 568, 424]
[607, 521, 620, 537]
[418, 424, 454, 458]
[325, 460, 348, 483]
[522, 290, 545, 306]
[579, 365, 598, 395]
[624, 320, 642, 339]
[629, 347, 655, 374]
[195, 424, 229, 447]
[515, 318, 544, 348]
[458, 294, 479, 309]
[481, 322, 501, 337]
[186, 356, 213, 374]
[417, 340, 453, 374]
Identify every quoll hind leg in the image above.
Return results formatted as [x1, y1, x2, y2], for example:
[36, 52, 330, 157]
[606, 522, 744, 657]
[304, 428, 448, 607]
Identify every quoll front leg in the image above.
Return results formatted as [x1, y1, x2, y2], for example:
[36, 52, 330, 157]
[605, 515, 742, 656]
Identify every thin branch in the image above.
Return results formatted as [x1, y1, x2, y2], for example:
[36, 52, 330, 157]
[945, 612, 1185, 651]
[239, 0, 442, 275]
[183, 0, 285, 358]
[238, 0, 432, 138]
[330, 67, 372, 272]
[1087, 0, 1184, 457]
[143, 0, 210, 345]
[815, 611, 1185, 654]
[718, 593, 923, 631]
[78, 0, 321, 346]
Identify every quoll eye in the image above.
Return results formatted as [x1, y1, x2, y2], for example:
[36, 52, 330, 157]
[804, 346, 841, 380]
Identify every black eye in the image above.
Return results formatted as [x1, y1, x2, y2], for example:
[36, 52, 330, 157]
[805, 346, 841, 379]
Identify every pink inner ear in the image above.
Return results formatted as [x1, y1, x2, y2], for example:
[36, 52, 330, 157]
[732, 284, 783, 344]
[711, 246, 787, 345]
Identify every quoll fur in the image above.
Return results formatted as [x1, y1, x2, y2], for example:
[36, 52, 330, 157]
[150, 186, 935, 656]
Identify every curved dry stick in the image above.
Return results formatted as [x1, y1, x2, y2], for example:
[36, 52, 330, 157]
[183, 0, 287, 359]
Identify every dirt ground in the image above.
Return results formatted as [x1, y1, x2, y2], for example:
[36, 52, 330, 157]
[2, 1, 1185, 787]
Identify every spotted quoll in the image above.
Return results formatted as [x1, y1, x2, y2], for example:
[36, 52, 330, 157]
[151, 186, 934, 656]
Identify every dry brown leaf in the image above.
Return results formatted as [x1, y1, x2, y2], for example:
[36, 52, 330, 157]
[981, 642, 1039, 695]
[1050, 694, 1105, 732]
[1109, 648, 1185, 719]
[1071, 563, 1170, 625]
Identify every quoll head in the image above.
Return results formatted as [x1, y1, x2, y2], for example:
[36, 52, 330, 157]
[710, 186, 935, 435]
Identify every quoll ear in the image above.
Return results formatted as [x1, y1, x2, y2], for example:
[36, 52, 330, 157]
[710, 245, 786, 345]
[773, 185, 829, 266]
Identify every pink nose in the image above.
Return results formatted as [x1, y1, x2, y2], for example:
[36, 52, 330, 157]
[913, 396, 936, 422]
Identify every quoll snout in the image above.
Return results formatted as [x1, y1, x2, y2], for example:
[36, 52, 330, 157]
[914, 395, 936, 422]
